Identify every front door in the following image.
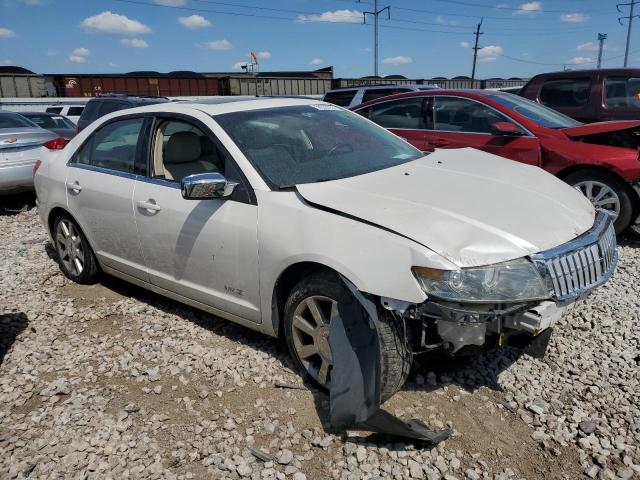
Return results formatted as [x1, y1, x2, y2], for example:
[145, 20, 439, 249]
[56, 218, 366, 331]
[65, 116, 148, 279]
[134, 116, 261, 322]
[424, 96, 541, 167]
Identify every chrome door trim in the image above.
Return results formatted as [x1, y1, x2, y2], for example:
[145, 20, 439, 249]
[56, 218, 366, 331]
[67, 162, 141, 181]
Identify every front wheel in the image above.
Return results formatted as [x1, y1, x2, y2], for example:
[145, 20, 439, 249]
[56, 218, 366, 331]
[283, 272, 412, 403]
[564, 171, 634, 235]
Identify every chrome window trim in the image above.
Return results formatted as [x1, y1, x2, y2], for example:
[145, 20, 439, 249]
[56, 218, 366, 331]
[68, 162, 140, 181]
[355, 95, 535, 137]
[529, 210, 618, 302]
[138, 176, 181, 189]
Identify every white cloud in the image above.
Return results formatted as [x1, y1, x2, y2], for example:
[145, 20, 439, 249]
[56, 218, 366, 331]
[309, 58, 323, 65]
[256, 51, 271, 60]
[568, 56, 593, 65]
[81, 11, 151, 35]
[0, 59, 12, 65]
[178, 15, 211, 29]
[577, 42, 598, 52]
[297, 9, 363, 24]
[436, 15, 458, 26]
[154, 0, 186, 5]
[108, 62, 119, 67]
[233, 61, 248, 69]
[69, 47, 90, 63]
[20, 0, 45, 4]
[382, 55, 413, 65]
[516, 2, 542, 15]
[460, 41, 470, 48]
[561, 13, 589, 23]
[478, 45, 503, 62]
[121, 38, 149, 48]
[0, 27, 16, 38]
[205, 39, 232, 50]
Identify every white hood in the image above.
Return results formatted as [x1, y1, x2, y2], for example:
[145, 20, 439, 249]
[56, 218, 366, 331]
[297, 148, 595, 267]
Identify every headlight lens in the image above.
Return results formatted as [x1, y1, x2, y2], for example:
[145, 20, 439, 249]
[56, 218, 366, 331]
[412, 259, 549, 303]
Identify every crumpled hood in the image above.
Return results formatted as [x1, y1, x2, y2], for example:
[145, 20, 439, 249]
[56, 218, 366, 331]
[561, 120, 640, 138]
[297, 148, 595, 267]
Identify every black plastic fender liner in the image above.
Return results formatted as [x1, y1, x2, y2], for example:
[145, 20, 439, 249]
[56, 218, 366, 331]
[329, 276, 452, 444]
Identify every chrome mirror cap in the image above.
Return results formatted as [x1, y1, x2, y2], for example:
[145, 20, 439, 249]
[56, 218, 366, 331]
[180, 173, 238, 200]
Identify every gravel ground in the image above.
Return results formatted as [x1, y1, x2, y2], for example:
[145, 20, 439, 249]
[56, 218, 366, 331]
[1, 209, 638, 480]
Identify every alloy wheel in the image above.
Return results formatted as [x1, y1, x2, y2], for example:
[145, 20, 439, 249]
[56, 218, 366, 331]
[56, 219, 85, 276]
[573, 181, 621, 220]
[290, 295, 338, 387]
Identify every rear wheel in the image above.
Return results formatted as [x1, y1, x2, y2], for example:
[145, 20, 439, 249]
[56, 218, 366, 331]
[564, 170, 633, 235]
[53, 215, 100, 284]
[283, 272, 412, 402]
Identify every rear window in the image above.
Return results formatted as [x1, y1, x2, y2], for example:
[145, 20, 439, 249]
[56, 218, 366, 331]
[604, 76, 640, 109]
[67, 106, 84, 116]
[25, 114, 75, 130]
[0, 112, 38, 129]
[46, 107, 63, 114]
[323, 90, 357, 107]
[361, 88, 412, 103]
[539, 78, 590, 108]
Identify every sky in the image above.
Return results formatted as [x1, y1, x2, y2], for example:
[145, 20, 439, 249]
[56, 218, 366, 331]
[0, 0, 638, 79]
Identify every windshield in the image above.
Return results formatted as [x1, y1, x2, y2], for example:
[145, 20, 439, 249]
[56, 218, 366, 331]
[490, 93, 580, 129]
[216, 105, 423, 188]
[0, 112, 39, 129]
[24, 114, 75, 130]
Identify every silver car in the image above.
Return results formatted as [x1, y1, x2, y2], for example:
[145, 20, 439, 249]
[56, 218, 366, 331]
[0, 111, 59, 195]
[34, 99, 616, 400]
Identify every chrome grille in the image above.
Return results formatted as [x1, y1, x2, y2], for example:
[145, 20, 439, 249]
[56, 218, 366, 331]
[530, 211, 618, 301]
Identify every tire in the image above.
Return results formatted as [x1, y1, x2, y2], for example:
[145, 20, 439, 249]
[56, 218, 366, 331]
[564, 170, 634, 235]
[283, 271, 412, 402]
[52, 214, 100, 284]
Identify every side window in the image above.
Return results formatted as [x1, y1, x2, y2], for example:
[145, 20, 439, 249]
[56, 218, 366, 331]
[365, 98, 431, 130]
[539, 78, 590, 108]
[323, 90, 357, 107]
[75, 118, 145, 174]
[97, 101, 130, 119]
[152, 119, 226, 183]
[67, 106, 84, 116]
[604, 76, 640, 109]
[362, 88, 411, 103]
[46, 107, 62, 114]
[433, 97, 518, 134]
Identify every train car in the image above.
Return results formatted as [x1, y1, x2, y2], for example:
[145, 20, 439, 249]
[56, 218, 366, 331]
[0, 66, 47, 98]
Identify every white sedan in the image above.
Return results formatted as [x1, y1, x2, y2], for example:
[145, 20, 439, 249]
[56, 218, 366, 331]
[34, 98, 617, 400]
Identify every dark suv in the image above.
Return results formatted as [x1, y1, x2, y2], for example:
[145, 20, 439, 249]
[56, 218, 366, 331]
[77, 94, 171, 132]
[519, 68, 640, 123]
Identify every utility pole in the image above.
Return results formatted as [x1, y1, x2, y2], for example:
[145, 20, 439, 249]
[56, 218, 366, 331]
[470, 18, 483, 87]
[618, 0, 639, 67]
[361, 0, 390, 76]
[597, 33, 607, 69]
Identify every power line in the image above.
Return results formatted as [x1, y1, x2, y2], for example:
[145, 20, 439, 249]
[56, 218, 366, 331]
[618, 0, 640, 67]
[420, 0, 611, 14]
[360, 0, 391, 76]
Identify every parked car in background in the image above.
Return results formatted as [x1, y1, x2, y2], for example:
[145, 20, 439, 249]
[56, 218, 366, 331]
[35, 99, 617, 399]
[45, 105, 85, 124]
[0, 111, 63, 194]
[76, 94, 170, 132]
[353, 90, 640, 236]
[323, 84, 439, 108]
[519, 68, 640, 123]
[19, 112, 76, 140]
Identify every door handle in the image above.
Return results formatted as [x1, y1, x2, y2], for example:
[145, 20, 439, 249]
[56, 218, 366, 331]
[430, 139, 450, 147]
[66, 181, 82, 193]
[137, 199, 161, 213]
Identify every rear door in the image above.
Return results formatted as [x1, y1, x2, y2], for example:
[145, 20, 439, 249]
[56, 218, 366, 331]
[65, 116, 150, 280]
[356, 97, 431, 151]
[424, 96, 541, 166]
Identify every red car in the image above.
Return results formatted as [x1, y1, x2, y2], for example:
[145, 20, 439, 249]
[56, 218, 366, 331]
[352, 90, 640, 235]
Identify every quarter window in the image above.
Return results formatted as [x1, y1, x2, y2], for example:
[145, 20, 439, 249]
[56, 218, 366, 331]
[46, 107, 63, 114]
[75, 118, 145, 174]
[539, 78, 590, 108]
[361, 97, 431, 130]
[604, 76, 640, 109]
[67, 107, 84, 116]
[323, 90, 357, 107]
[433, 97, 517, 134]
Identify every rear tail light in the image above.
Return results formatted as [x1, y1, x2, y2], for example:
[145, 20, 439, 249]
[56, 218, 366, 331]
[32, 159, 42, 177]
[43, 137, 67, 150]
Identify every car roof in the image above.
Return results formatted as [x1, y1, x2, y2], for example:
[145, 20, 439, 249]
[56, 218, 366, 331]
[351, 88, 506, 109]
[87, 96, 171, 104]
[326, 84, 434, 92]
[101, 97, 324, 117]
[529, 68, 640, 79]
[20, 111, 65, 116]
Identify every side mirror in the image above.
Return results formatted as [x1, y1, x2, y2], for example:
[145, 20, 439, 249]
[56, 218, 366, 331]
[491, 121, 523, 136]
[181, 173, 238, 200]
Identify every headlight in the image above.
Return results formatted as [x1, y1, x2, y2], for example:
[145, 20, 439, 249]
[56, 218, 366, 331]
[412, 258, 549, 303]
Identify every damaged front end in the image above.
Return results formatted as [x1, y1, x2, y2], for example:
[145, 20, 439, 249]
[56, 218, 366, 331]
[388, 210, 618, 358]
